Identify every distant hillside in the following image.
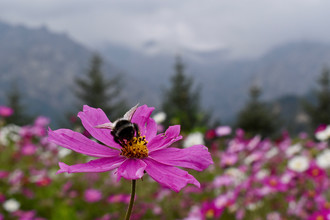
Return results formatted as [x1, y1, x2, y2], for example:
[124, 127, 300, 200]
[1, 20, 330, 127]
[0, 21, 121, 126]
[101, 41, 330, 122]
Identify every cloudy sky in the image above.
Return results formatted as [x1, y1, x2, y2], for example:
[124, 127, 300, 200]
[1, 0, 330, 58]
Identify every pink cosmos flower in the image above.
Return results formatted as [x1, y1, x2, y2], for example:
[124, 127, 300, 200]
[267, 212, 282, 220]
[213, 175, 234, 188]
[306, 163, 326, 180]
[200, 201, 223, 220]
[263, 176, 288, 192]
[35, 177, 52, 187]
[107, 194, 130, 204]
[220, 153, 238, 167]
[0, 171, 9, 179]
[84, 189, 102, 203]
[0, 105, 13, 117]
[215, 126, 232, 137]
[34, 116, 50, 127]
[12, 210, 37, 220]
[48, 105, 213, 192]
[0, 193, 5, 203]
[21, 144, 37, 155]
[315, 124, 327, 133]
[308, 209, 330, 220]
[205, 129, 216, 139]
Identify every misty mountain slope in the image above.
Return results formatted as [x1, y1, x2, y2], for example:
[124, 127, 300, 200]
[0, 21, 123, 125]
[0, 21, 90, 110]
[101, 41, 330, 121]
[254, 42, 330, 98]
[101, 43, 174, 108]
[199, 42, 330, 120]
[1, 20, 330, 125]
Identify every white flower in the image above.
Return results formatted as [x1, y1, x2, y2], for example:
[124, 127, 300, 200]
[281, 172, 295, 184]
[225, 168, 246, 185]
[247, 201, 262, 211]
[152, 112, 166, 124]
[215, 195, 228, 208]
[285, 143, 302, 157]
[288, 155, 309, 172]
[58, 148, 71, 158]
[315, 125, 330, 141]
[267, 212, 281, 220]
[265, 147, 279, 159]
[316, 149, 330, 169]
[244, 152, 261, 165]
[3, 198, 20, 212]
[184, 205, 202, 220]
[0, 124, 21, 145]
[255, 169, 270, 180]
[39, 151, 52, 161]
[183, 132, 204, 148]
[215, 192, 235, 209]
[48, 169, 59, 179]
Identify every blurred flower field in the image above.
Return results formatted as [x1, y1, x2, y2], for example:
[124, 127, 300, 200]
[0, 106, 330, 220]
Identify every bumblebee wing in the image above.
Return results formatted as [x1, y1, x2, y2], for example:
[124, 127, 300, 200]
[123, 103, 139, 121]
[95, 122, 115, 130]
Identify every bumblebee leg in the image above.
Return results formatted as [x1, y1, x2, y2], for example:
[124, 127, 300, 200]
[133, 123, 140, 137]
[114, 136, 120, 144]
[111, 131, 122, 145]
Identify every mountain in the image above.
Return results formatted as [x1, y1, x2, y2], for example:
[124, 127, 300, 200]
[0, 21, 121, 126]
[1, 20, 330, 128]
[100, 41, 330, 122]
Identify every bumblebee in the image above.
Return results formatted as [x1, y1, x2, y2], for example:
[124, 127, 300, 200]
[96, 104, 140, 146]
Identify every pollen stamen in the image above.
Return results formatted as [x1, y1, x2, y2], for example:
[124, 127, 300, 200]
[121, 136, 148, 159]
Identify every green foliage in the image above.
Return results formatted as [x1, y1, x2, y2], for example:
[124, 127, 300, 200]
[271, 95, 309, 135]
[236, 85, 280, 138]
[74, 53, 127, 120]
[303, 67, 330, 130]
[5, 83, 32, 125]
[162, 56, 209, 133]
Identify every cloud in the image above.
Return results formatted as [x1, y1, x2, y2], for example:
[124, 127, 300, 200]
[1, 0, 330, 58]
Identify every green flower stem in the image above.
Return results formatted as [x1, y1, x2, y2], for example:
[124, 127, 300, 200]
[125, 179, 136, 220]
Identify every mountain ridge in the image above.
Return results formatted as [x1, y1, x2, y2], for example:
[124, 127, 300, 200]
[1, 20, 330, 126]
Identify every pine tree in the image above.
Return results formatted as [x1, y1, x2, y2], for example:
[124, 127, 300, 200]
[162, 56, 208, 133]
[6, 83, 31, 125]
[236, 85, 280, 138]
[74, 53, 126, 120]
[303, 67, 330, 130]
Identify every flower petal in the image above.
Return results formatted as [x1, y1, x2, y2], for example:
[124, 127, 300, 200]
[133, 116, 157, 140]
[144, 117, 157, 140]
[148, 125, 182, 152]
[149, 145, 213, 171]
[144, 158, 200, 192]
[117, 159, 147, 180]
[131, 105, 156, 137]
[48, 128, 119, 157]
[132, 105, 155, 121]
[57, 156, 125, 174]
[78, 105, 121, 149]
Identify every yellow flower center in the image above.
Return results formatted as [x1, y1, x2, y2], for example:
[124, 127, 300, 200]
[120, 136, 149, 159]
[324, 202, 330, 209]
[205, 209, 214, 218]
[308, 190, 316, 197]
[269, 179, 278, 187]
[312, 168, 320, 176]
[316, 215, 324, 220]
